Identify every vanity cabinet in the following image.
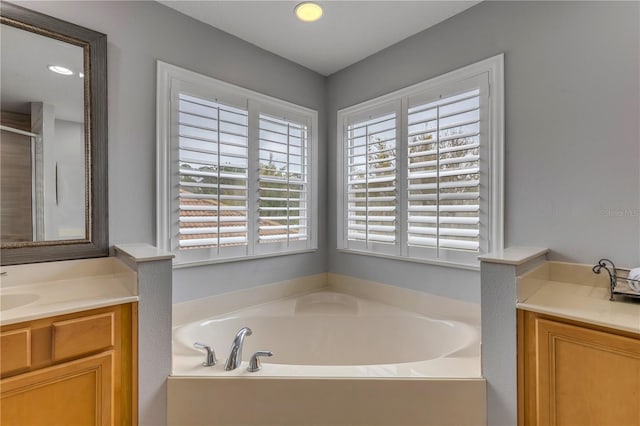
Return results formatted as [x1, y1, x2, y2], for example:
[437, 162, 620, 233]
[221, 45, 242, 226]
[0, 303, 137, 425]
[518, 310, 640, 426]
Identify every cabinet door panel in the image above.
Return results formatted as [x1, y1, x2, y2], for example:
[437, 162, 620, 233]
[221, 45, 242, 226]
[0, 351, 113, 426]
[536, 318, 640, 426]
[0, 328, 31, 375]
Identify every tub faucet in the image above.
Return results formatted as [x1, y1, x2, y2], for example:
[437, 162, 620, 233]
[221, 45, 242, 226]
[224, 327, 252, 371]
[193, 342, 217, 367]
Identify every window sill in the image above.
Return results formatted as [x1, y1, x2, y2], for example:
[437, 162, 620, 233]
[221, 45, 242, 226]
[172, 248, 318, 269]
[336, 248, 481, 272]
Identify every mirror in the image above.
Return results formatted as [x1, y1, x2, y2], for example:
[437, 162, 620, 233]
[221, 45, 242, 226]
[1, 24, 86, 243]
[1, 2, 108, 265]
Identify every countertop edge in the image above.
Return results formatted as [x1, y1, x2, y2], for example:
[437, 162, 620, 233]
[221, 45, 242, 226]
[516, 302, 640, 336]
[0, 295, 139, 327]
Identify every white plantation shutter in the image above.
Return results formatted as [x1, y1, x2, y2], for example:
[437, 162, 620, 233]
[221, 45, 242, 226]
[407, 89, 481, 253]
[337, 55, 503, 267]
[345, 110, 398, 252]
[177, 93, 249, 250]
[157, 63, 318, 265]
[258, 113, 309, 248]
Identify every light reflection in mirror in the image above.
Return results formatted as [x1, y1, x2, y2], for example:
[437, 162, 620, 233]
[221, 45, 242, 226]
[0, 23, 86, 244]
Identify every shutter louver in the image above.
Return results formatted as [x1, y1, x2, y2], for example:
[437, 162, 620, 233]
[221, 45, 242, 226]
[178, 93, 249, 249]
[346, 112, 397, 245]
[407, 89, 481, 252]
[258, 113, 309, 244]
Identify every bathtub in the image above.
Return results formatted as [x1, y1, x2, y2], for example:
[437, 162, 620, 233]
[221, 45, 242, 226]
[173, 290, 480, 378]
[169, 277, 486, 425]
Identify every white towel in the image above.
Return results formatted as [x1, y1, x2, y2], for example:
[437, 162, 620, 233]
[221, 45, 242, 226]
[627, 267, 640, 292]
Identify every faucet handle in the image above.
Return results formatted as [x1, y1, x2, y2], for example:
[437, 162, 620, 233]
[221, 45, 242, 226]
[247, 350, 273, 372]
[194, 342, 217, 366]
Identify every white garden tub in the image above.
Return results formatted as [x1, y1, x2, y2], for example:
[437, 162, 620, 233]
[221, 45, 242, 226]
[172, 290, 480, 378]
[169, 282, 486, 425]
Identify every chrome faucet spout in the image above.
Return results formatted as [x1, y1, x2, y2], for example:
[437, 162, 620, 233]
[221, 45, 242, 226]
[224, 327, 252, 371]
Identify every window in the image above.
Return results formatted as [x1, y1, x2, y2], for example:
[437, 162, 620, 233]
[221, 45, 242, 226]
[344, 106, 400, 255]
[157, 62, 317, 266]
[337, 55, 504, 268]
[257, 111, 310, 251]
[177, 94, 250, 251]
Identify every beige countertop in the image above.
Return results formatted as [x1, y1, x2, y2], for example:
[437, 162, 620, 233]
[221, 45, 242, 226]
[517, 262, 640, 335]
[0, 257, 138, 326]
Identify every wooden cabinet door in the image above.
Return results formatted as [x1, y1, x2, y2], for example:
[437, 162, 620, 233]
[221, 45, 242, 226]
[0, 351, 113, 426]
[535, 317, 640, 426]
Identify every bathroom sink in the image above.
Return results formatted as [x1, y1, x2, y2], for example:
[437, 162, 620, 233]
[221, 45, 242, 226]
[1, 293, 39, 311]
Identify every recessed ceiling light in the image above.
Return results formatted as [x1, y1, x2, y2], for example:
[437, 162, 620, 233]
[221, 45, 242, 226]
[295, 2, 323, 22]
[47, 65, 73, 76]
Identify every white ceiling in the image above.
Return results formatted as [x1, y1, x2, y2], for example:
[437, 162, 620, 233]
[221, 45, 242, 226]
[159, 1, 481, 76]
[1, 24, 85, 122]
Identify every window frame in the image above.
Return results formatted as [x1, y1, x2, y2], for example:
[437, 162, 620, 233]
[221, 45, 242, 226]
[157, 61, 318, 267]
[336, 54, 504, 270]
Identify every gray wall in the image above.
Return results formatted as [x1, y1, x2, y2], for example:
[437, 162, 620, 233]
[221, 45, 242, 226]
[16, 1, 328, 304]
[20, 1, 639, 306]
[327, 1, 640, 303]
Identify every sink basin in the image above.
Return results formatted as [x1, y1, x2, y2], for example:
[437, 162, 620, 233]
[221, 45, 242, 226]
[1, 293, 39, 311]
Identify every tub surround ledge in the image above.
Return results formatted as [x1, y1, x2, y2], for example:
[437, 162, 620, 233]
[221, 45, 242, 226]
[173, 273, 327, 327]
[327, 272, 480, 323]
[0, 256, 138, 326]
[173, 272, 481, 328]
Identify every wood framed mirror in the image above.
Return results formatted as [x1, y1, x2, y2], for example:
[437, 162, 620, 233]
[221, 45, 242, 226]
[1, 2, 108, 265]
